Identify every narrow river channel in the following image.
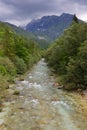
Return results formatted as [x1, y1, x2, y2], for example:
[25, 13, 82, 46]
[1, 59, 87, 130]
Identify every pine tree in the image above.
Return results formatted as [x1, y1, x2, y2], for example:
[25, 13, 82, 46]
[72, 14, 79, 23]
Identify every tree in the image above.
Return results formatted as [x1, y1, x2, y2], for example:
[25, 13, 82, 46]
[46, 21, 87, 90]
[72, 14, 79, 23]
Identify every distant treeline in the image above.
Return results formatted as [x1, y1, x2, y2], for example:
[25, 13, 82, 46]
[45, 19, 87, 90]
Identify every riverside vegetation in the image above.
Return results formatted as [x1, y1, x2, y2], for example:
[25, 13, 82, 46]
[0, 15, 87, 94]
[45, 16, 87, 90]
[0, 22, 41, 93]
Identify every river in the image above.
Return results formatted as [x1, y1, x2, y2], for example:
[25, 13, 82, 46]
[0, 59, 87, 130]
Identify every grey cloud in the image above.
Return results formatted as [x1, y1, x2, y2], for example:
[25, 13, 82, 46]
[0, 0, 61, 23]
[0, 0, 87, 25]
[1, 0, 57, 17]
[71, 0, 87, 5]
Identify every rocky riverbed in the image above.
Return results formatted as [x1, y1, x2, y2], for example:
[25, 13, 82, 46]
[0, 59, 87, 130]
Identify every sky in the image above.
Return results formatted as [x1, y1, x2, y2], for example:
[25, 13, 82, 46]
[0, 0, 87, 26]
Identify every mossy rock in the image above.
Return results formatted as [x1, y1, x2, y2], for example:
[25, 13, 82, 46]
[5, 86, 9, 89]
[13, 90, 20, 95]
[0, 108, 2, 112]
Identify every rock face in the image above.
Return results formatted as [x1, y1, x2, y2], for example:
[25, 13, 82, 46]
[25, 13, 74, 42]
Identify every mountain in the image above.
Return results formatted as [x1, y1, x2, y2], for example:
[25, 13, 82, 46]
[5, 23, 49, 49]
[25, 13, 74, 42]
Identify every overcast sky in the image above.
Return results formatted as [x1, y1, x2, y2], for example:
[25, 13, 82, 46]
[0, 0, 87, 26]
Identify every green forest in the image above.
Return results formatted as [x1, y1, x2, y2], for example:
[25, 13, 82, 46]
[45, 20, 87, 90]
[0, 22, 41, 90]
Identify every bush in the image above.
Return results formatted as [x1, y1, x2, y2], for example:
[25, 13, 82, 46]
[64, 83, 77, 91]
[0, 75, 9, 90]
[0, 57, 16, 76]
[13, 56, 27, 74]
[0, 65, 7, 75]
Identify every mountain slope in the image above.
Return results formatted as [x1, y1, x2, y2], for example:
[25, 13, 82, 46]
[26, 13, 74, 42]
[5, 22, 36, 40]
[6, 22, 50, 49]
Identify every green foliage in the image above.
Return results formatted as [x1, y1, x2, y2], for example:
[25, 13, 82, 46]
[0, 57, 16, 76]
[6, 22, 49, 49]
[0, 65, 7, 75]
[0, 21, 41, 91]
[46, 22, 87, 90]
[13, 56, 27, 74]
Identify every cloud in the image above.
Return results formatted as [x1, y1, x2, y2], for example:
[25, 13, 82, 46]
[0, 0, 87, 25]
[0, 2, 14, 20]
[72, 0, 87, 5]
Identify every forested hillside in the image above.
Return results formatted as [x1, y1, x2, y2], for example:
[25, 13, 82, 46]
[5, 22, 36, 40]
[0, 22, 41, 90]
[6, 22, 50, 49]
[45, 20, 87, 90]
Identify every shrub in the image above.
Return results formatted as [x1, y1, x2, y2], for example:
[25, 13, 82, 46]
[0, 65, 7, 75]
[13, 56, 27, 74]
[0, 56, 16, 76]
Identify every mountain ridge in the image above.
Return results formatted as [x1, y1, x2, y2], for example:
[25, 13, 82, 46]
[25, 13, 74, 42]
